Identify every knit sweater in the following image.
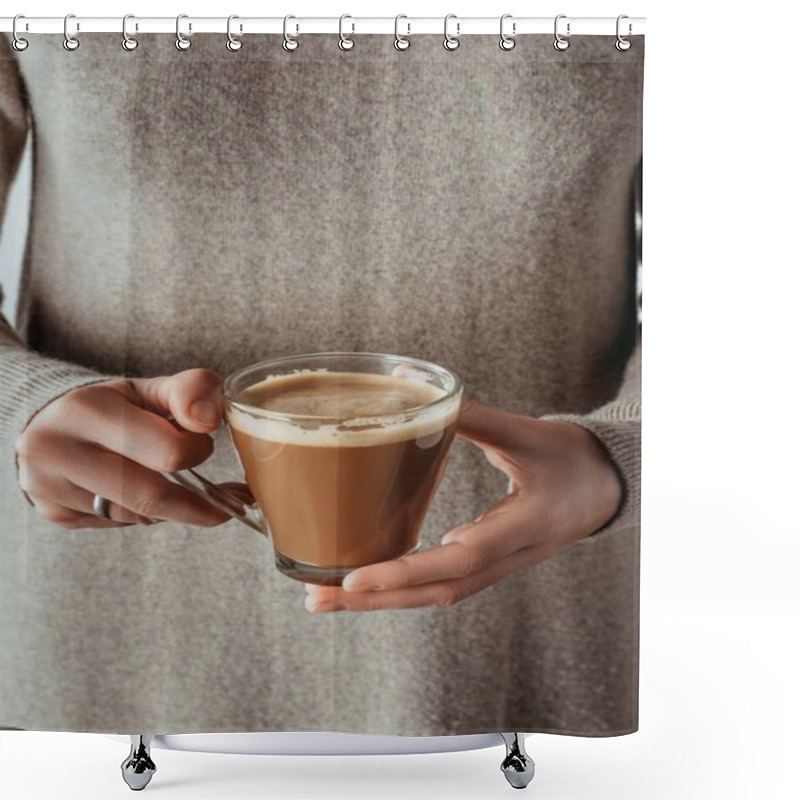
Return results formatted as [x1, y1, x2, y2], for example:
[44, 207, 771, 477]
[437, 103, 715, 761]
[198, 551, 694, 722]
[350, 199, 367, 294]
[0, 32, 642, 735]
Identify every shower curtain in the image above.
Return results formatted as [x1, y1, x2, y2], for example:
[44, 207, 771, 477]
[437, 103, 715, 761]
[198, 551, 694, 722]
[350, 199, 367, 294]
[0, 28, 643, 737]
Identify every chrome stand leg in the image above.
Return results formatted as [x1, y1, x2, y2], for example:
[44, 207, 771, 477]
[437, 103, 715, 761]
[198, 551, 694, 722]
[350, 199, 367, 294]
[500, 733, 535, 789]
[121, 735, 157, 791]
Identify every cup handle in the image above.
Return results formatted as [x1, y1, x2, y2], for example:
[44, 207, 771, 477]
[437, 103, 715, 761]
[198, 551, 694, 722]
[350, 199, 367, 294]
[167, 468, 268, 536]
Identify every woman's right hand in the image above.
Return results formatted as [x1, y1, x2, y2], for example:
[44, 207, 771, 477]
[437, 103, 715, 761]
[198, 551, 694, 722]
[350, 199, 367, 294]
[13, 368, 249, 529]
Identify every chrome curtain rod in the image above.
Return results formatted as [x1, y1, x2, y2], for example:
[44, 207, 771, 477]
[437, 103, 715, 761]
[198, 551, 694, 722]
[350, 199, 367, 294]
[1, 16, 646, 36]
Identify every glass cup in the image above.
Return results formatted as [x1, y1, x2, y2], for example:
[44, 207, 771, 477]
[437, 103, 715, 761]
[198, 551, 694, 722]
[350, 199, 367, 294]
[173, 352, 463, 585]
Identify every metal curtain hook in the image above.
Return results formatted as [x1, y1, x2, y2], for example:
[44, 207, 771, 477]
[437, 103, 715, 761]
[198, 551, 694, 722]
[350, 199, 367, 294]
[394, 14, 410, 50]
[499, 14, 516, 50]
[283, 15, 299, 51]
[176, 13, 191, 50]
[63, 13, 79, 51]
[443, 13, 460, 51]
[616, 14, 632, 51]
[339, 14, 354, 50]
[12, 14, 29, 51]
[554, 14, 570, 51]
[227, 14, 242, 51]
[122, 14, 138, 51]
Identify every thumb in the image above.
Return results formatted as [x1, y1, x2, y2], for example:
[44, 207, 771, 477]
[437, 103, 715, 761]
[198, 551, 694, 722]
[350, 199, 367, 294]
[456, 398, 531, 452]
[129, 368, 225, 433]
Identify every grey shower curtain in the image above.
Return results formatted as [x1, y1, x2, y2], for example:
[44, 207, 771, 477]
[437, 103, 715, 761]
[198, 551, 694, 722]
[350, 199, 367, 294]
[0, 30, 642, 735]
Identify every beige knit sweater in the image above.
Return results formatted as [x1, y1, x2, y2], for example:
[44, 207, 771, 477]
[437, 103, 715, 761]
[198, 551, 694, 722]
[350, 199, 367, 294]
[0, 32, 642, 735]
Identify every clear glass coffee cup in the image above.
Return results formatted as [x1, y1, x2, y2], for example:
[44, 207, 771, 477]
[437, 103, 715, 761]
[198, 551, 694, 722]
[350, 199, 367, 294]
[172, 352, 463, 586]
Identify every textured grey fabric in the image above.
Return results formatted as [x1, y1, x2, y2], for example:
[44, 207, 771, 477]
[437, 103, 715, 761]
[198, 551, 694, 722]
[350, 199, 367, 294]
[0, 33, 642, 735]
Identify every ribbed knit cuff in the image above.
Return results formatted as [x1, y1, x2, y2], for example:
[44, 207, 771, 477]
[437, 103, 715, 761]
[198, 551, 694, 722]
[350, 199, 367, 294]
[0, 349, 120, 504]
[538, 413, 641, 538]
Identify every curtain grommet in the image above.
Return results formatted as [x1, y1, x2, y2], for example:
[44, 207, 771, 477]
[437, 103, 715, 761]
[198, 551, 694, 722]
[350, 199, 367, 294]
[339, 14, 355, 50]
[443, 14, 460, 51]
[554, 14, 570, 51]
[615, 15, 632, 51]
[63, 13, 80, 51]
[176, 13, 191, 51]
[283, 15, 299, 51]
[121, 14, 138, 51]
[394, 15, 410, 50]
[227, 15, 243, 51]
[12, 14, 29, 51]
[499, 14, 516, 50]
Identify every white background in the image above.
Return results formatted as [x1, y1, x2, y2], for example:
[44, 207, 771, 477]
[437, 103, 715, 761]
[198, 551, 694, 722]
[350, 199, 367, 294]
[1, 1, 798, 798]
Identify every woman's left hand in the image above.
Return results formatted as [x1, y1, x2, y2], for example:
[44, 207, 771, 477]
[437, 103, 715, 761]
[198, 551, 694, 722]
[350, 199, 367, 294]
[304, 399, 623, 613]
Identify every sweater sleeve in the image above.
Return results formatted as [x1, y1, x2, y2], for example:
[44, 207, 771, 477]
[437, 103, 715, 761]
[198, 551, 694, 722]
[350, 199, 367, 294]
[540, 156, 643, 539]
[1, 35, 120, 466]
[540, 332, 641, 537]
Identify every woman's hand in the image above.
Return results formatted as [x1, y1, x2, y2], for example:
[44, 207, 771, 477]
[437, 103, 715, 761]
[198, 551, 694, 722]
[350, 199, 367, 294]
[305, 399, 623, 613]
[14, 368, 250, 529]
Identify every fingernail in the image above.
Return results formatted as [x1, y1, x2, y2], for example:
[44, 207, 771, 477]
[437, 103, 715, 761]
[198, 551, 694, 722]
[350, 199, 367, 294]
[189, 400, 218, 425]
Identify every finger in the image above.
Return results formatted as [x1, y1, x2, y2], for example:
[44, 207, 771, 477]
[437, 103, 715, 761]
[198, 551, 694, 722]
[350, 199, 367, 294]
[128, 368, 224, 433]
[43, 390, 215, 474]
[455, 399, 534, 451]
[26, 494, 138, 530]
[341, 489, 532, 593]
[17, 455, 155, 525]
[65, 479, 159, 525]
[66, 442, 233, 527]
[306, 539, 565, 613]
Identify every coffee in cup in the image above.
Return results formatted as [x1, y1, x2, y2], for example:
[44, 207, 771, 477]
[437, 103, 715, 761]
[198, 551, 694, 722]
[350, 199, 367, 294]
[174, 353, 463, 585]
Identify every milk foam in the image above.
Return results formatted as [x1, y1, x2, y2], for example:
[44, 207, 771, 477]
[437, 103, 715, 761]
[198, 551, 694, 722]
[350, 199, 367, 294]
[227, 370, 460, 447]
